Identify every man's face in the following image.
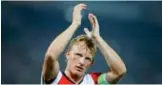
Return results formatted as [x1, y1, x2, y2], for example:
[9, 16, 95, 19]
[66, 41, 93, 76]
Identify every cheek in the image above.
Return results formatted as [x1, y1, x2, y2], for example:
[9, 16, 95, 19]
[85, 62, 92, 68]
[69, 55, 78, 63]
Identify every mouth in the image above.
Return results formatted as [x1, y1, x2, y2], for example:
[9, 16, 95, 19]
[75, 66, 84, 72]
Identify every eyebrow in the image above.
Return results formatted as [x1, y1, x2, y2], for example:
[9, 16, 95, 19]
[75, 53, 83, 57]
[75, 53, 92, 60]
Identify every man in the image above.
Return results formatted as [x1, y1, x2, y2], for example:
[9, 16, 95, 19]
[41, 3, 127, 84]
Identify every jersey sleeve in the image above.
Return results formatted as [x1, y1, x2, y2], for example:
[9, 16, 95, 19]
[98, 73, 109, 84]
[41, 71, 62, 84]
[90, 72, 102, 84]
[90, 72, 109, 84]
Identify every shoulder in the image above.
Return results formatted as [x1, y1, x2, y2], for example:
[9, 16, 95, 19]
[87, 72, 109, 84]
[87, 72, 102, 84]
[89, 72, 102, 78]
[41, 71, 62, 84]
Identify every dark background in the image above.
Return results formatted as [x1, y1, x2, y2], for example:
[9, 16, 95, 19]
[1, 1, 162, 84]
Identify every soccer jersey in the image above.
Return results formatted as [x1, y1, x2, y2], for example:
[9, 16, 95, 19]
[41, 71, 109, 85]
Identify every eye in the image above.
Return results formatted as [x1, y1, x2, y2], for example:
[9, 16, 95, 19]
[75, 53, 82, 57]
[85, 57, 92, 62]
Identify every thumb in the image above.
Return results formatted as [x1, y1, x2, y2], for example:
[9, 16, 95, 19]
[84, 28, 91, 38]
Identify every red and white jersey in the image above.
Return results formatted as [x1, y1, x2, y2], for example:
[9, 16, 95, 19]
[42, 71, 102, 84]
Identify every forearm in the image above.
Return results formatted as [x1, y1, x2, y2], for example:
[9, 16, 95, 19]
[45, 23, 79, 60]
[94, 36, 126, 75]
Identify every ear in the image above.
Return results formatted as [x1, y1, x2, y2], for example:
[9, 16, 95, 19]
[66, 51, 70, 59]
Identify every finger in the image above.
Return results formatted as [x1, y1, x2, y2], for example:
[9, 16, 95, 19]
[92, 14, 99, 27]
[82, 5, 87, 9]
[79, 3, 87, 8]
[77, 3, 87, 10]
[89, 13, 97, 24]
[88, 13, 99, 29]
[84, 28, 91, 38]
[88, 13, 95, 28]
[84, 28, 90, 35]
[73, 4, 86, 15]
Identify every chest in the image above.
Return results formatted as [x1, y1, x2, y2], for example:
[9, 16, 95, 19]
[55, 74, 95, 84]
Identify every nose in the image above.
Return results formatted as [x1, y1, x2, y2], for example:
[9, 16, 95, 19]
[78, 57, 85, 66]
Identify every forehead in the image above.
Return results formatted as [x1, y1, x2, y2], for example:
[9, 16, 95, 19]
[71, 41, 93, 57]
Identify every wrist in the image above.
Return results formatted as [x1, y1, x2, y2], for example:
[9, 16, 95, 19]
[92, 35, 101, 43]
[70, 23, 80, 29]
[71, 21, 81, 27]
[92, 35, 101, 40]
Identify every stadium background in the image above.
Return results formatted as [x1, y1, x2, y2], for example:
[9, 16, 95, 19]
[1, 1, 162, 84]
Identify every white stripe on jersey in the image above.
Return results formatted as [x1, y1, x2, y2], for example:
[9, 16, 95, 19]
[52, 71, 63, 84]
[46, 71, 95, 85]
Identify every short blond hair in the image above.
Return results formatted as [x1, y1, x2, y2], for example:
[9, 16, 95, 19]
[66, 34, 97, 57]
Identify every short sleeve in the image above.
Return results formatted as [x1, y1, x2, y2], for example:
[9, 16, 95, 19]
[98, 73, 109, 84]
[90, 72, 102, 84]
[41, 71, 62, 84]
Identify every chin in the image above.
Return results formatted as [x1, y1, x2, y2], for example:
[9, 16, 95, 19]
[73, 70, 85, 76]
[77, 71, 85, 76]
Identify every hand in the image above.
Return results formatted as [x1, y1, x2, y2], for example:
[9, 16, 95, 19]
[72, 3, 87, 26]
[84, 13, 100, 39]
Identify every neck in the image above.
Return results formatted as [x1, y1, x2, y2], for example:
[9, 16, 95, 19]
[65, 68, 83, 84]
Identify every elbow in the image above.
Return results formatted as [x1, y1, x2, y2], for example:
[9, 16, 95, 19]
[117, 65, 127, 77]
[120, 67, 127, 76]
[45, 50, 60, 60]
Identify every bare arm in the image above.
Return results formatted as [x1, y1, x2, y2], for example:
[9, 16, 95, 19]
[42, 4, 87, 82]
[84, 13, 127, 84]
[94, 36, 126, 84]
[42, 24, 79, 82]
